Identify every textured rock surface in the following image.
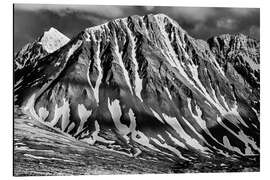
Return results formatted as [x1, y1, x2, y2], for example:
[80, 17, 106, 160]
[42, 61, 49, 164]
[14, 14, 260, 173]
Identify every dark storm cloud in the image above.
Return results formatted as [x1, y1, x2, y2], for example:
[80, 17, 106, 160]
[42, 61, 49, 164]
[14, 4, 260, 52]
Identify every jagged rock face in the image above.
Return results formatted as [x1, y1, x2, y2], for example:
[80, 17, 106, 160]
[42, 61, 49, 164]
[14, 28, 70, 89]
[14, 27, 70, 69]
[14, 41, 47, 71]
[14, 14, 260, 161]
[208, 34, 260, 114]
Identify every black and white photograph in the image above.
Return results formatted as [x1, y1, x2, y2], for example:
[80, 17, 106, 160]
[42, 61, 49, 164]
[13, 2, 260, 176]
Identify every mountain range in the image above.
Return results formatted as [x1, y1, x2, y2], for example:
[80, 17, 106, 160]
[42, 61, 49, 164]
[14, 13, 260, 171]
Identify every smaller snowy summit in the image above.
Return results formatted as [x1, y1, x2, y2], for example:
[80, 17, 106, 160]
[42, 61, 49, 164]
[40, 27, 70, 53]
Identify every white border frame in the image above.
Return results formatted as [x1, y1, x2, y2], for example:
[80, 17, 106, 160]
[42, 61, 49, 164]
[2, 0, 269, 179]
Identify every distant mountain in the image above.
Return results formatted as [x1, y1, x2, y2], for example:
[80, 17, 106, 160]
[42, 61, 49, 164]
[14, 27, 69, 71]
[14, 14, 260, 162]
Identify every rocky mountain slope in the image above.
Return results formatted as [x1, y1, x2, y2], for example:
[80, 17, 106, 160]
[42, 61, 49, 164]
[14, 27, 70, 87]
[14, 13, 260, 171]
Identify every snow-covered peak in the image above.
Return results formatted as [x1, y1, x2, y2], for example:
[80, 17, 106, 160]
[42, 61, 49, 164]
[84, 13, 186, 38]
[40, 27, 70, 53]
[154, 13, 171, 20]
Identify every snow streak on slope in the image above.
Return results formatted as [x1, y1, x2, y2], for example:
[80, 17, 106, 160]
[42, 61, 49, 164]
[76, 104, 92, 136]
[216, 116, 259, 155]
[113, 33, 133, 94]
[154, 15, 181, 71]
[66, 40, 82, 61]
[128, 109, 136, 133]
[187, 98, 225, 148]
[187, 62, 227, 116]
[188, 95, 258, 155]
[150, 108, 164, 123]
[223, 136, 242, 155]
[167, 132, 188, 149]
[89, 30, 103, 104]
[181, 116, 211, 150]
[23, 94, 40, 120]
[162, 113, 206, 151]
[154, 14, 220, 106]
[165, 87, 172, 100]
[151, 137, 189, 160]
[123, 20, 143, 101]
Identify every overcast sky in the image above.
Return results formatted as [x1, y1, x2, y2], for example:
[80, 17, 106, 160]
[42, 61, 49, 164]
[14, 4, 260, 52]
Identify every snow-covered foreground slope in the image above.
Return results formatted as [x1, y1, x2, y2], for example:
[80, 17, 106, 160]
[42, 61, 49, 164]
[14, 109, 174, 175]
[14, 13, 260, 174]
[14, 108, 259, 176]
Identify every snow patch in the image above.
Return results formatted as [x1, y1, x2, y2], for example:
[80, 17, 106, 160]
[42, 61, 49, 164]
[229, 103, 249, 127]
[76, 104, 92, 136]
[238, 130, 259, 154]
[15, 146, 35, 151]
[128, 109, 137, 132]
[165, 87, 172, 100]
[107, 98, 129, 139]
[128, 108, 160, 151]
[23, 94, 40, 120]
[150, 108, 164, 123]
[220, 94, 230, 111]
[38, 107, 49, 121]
[23, 153, 77, 163]
[152, 138, 189, 160]
[107, 99, 160, 151]
[162, 113, 206, 151]
[50, 98, 70, 130]
[181, 116, 210, 150]
[166, 132, 188, 149]
[157, 134, 165, 142]
[67, 122, 75, 133]
[132, 130, 160, 151]
[217, 116, 257, 155]
[222, 136, 242, 155]
[211, 56, 226, 77]
[24, 153, 47, 159]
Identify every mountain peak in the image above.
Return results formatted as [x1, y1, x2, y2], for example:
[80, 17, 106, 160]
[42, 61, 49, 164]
[14, 13, 260, 168]
[154, 13, 171, 19]
[39, 27, 70, 53]
[84, 13, 186, 42]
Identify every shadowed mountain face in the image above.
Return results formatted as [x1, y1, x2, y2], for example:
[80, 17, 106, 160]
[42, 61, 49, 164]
[14, 14, 259, 165]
